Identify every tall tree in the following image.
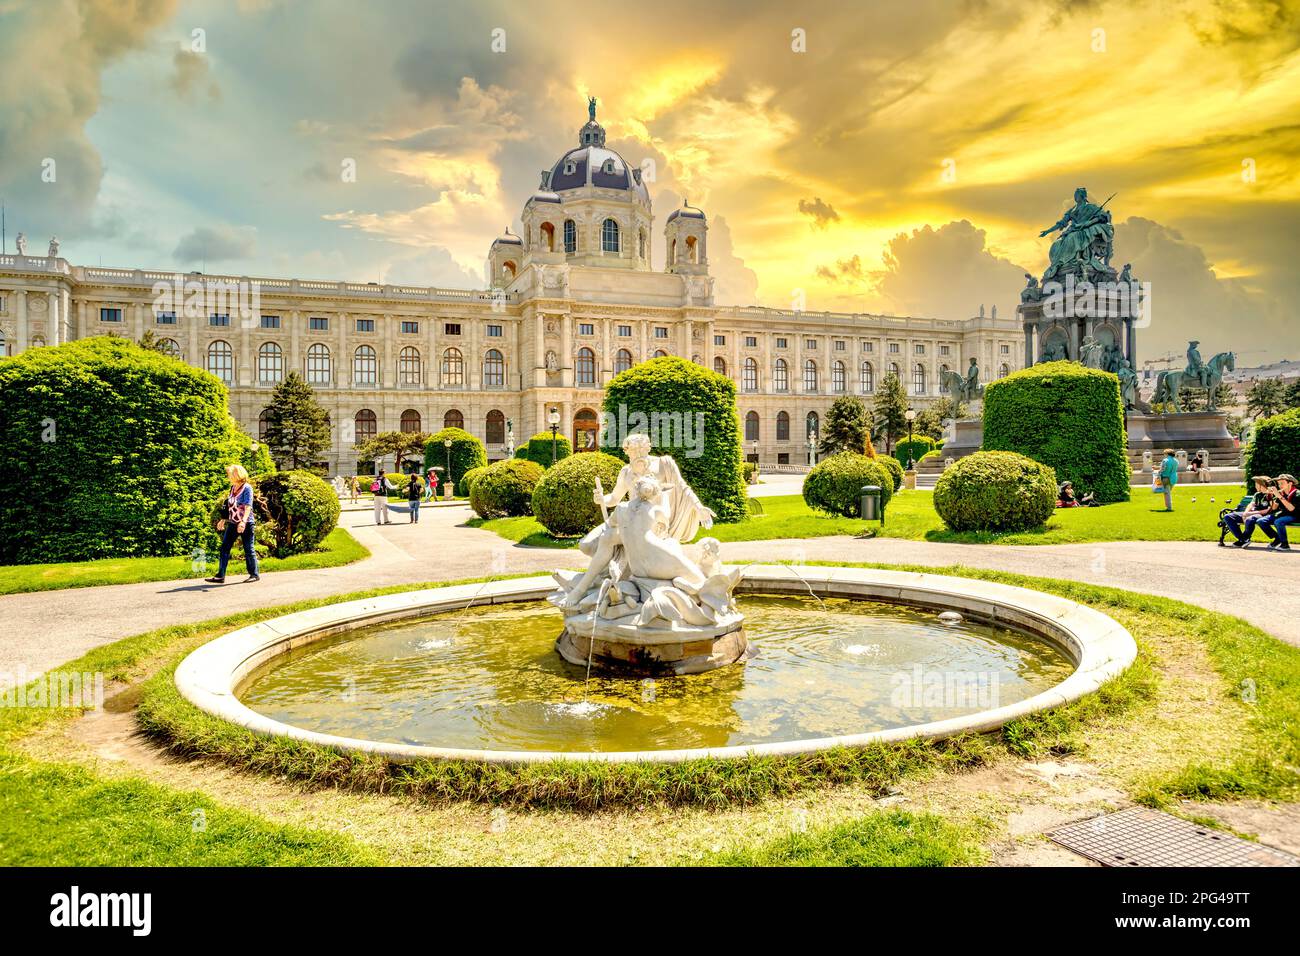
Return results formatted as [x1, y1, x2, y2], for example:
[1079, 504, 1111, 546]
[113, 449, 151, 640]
[1283, 378, 1300, 410]
[872, 371, 909, 454]
[1247, 378, 1287, 419]
[262, 371, 331, 470]
[819, 395, 871, 456]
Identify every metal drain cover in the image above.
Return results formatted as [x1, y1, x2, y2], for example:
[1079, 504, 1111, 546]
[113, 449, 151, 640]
[1050, 807, 1300, 867]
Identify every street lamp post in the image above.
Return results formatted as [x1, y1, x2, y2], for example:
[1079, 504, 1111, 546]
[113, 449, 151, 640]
[904, 408, 917, 470]
[443, 438, 452, 493]
[548, 407, 560, 465]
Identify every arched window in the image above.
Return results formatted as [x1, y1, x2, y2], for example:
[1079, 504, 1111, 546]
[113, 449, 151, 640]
[669, 238, 677, 265]
[913, 363, 926, 395]
[563, 219, 576, 254]
[888, 362, 900, 379]
[861, 361, 874, 393]
[638, 230, 646, 260]
[443, 409, 464, 430]
[686, 235, 698, 263]
[575, 346, 596, 385]
[573, 408, 599, 451]
[442, 348, 464, 386]
[714, 356, 727, 376]
[614, 349, 633, 374]
[158, 337, 182, 359]
[743, 357, 758, 392]
[353, 345, 377, 385]
[483, 348, 504, 388]
[999, 363, 1010, 378]
[744, 410, 760, 442]
[774, 358, 789, 392]
[305, 343, 331, 384]
[399, 346, 421, 385]
[540, 222, 555, 252]
[400, 409, 421, 433]
[601, 218, 619, 253]
[832, 360, 846, 393]
[206, 340, 233, 383]
[776, 410, 790, 441]
[486, 410, 505, 444]
[257, 342, 283, 383]
[354, 409, 377, 444]
[258, 408, 270, 440]
[803, 359, 818, 393]
[501, 260, 517, 280]
[806, 411, 820, 438]
[653, 349, 668, 359]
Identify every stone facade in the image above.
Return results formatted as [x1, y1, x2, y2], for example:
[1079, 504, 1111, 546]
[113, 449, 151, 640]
[0, 106, 1022, 474]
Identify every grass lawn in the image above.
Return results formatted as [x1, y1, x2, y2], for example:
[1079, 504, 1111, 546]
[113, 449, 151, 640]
[469, 486, 1232, 548]
[0, 527, 369, 596]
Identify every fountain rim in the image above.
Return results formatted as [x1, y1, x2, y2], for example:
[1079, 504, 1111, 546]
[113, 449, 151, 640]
[173, 566, 1137, 765]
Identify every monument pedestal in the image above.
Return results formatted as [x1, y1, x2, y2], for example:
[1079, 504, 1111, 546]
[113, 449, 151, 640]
[919, 418, 983, 478]
[1125, 411, 1242, 485]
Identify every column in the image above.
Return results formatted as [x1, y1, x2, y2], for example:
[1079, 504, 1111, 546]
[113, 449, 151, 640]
[237, 306, 251, 385]
[601, 317, 612, 383]
[381, 312, 394, 388]
[77, 300, 88, 341]
[534, 312, 545, 385]
[560, 314, 573, 387]
[16, 291, 27, 352]
[1024, 325, 1034, 367]
[289, 310, 301, 376]
[468, 313, 481, 389]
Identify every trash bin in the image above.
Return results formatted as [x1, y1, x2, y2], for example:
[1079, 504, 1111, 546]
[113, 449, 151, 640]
[860, 485, 884, 524]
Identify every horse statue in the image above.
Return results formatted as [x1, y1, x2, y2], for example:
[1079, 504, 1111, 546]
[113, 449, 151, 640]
[940, 367, 973, 405]
[1152, 351, 1235, 413]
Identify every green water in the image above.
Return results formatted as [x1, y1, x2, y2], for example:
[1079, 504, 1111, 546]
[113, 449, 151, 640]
[240, 595, 1075, 753]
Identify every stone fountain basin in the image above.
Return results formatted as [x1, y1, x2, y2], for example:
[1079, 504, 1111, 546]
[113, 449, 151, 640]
[173, 566, 1136, 765]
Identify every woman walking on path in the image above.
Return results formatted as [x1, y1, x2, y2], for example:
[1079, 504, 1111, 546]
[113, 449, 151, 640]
[349, 476, 359, 504]
[425, 468, 439, 501]
[406, 475, 423, 523]
[1157, 448, 1178, 512]
[206, 464, 259, 584]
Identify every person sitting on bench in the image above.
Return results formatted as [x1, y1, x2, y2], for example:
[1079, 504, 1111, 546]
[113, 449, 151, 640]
[1224, 476, 1273, 548]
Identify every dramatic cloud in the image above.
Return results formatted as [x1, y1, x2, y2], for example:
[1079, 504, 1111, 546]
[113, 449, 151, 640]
[798, 198, 840, 229]
[169, 50, 219, 100]
[173, 225, 257, 263]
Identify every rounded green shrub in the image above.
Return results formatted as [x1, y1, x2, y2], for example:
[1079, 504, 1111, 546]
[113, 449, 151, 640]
[932, 451, 1056, 533]
[983, 361, 1129, 503]
[532, 452, 624, 536]
[1243, 408, 1300, 488]
[515, 432, 572, 467]
[893, 436, 936, 466]
[601, 356, 747, 522]
[253, 470, 341, 557]
[423, 427, 487, 488]
[0, 336, 243, 563]
[459, 465, 488, 499]
[386, 472, 422, 495]
[877, 455, 905, 492]
[802, 452, 894, 518]
[469, 459, 545, 519]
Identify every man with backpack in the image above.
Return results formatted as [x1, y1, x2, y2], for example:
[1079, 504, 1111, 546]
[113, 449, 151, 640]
[371, 472, 396, 525]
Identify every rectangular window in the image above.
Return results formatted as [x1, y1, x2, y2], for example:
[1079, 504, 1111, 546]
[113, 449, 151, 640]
[155, 311, 177, 325]
[862, 341, 873, 352]
[714, 334, 726, 346]
[915, 344, 925, 355]
[1000, 344, 1010, 354]
[744, 336, 757, 347]
[578, 322, 594, 336]
[940, 345, 950, 356]
[834, 340, 846, 351]
[805, 338, 817, 350]
[401, 320, 419, 334]
[775, 337, 788, 349]
[654, 326, 668, 339]
[888, 342, 900, 353]
[777, 453, 790, 466]
[487, 324, 503, 337]
[618, 325, 632, 337]
[309, 316, 328, 331]
[260, 315, 281, 329]
[444, 322, 461, 335]
[209, 313, 230, 327]
[100, 308, 123, 323]
[355, 318, 374, 333]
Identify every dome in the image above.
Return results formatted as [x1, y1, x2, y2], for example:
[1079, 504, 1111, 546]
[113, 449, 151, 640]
[542, 101, 650, 203]
[666, 200, 706, 224]
[491, 226, 522, 246]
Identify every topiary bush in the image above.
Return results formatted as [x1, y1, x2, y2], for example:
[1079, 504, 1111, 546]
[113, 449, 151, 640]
[932, 451, 1056, 533]
[893, 436, 937, 466]
[1243, 408, 1300, 488]
[532, 452, 624, 536]
[877, 455, 905, 492]
[802, 452, 894, 518]
[983, 361, 1130, 503]
[469, 459, 545, 519]
[0, 336, 243, 563]
[253, 470, 341, 557]
[423, 427, 487, 488]
[601, 356, 747, 522]
[515, 432, 572, 468]
[459, 465, 488, 499]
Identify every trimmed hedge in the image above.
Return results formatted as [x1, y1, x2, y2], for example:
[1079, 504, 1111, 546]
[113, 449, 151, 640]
[207, 469, 339, 562]
[532, 452, 624, 537]
[469, 459, 545, 519]
[932, 451, 1056, 533]
[515, 432, 572, 468]
[423, 428, 487, 488]
[459, 466, 488, 499]
[1243, 408, 1300, 488]
[802, 452, 894, 518]
[602, 356, 747, 522]
[0, 336, 243, 563]
[893, 436, 937, 466]
[983, 361, 1130, 503]
[877, 455, 905, 492]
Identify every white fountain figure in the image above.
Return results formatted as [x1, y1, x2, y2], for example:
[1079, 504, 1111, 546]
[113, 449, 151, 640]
[550, 433, 746, 675]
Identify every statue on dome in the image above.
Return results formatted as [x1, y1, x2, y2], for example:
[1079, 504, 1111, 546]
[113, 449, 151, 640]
[588, 95, 597, 122]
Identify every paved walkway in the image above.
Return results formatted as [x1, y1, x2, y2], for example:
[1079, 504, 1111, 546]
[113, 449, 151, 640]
[2, 503, 1296, 688]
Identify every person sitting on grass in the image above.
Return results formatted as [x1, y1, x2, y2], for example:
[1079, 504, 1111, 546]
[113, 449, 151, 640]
[1056, 481, 1096, 508]
[1258, 473, 1298, 552]
[1224, 476, 1274, 548]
